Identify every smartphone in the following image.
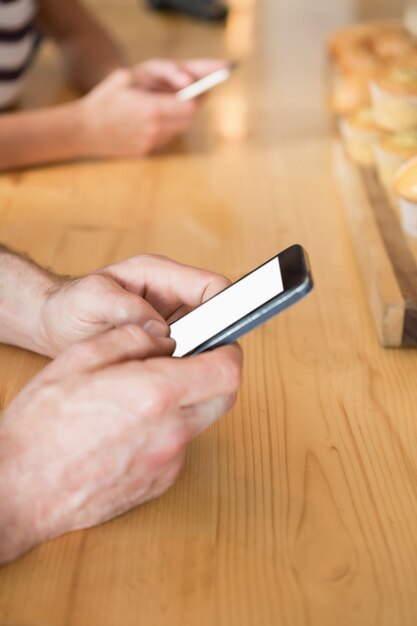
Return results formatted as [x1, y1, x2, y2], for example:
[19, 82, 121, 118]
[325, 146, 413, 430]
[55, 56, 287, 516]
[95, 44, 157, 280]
[170, 244, 313, 357]
[176, 63, 237, 101]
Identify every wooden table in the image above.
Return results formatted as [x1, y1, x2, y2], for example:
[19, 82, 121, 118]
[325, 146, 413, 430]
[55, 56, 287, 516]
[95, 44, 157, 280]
[1, 0, 416, 624]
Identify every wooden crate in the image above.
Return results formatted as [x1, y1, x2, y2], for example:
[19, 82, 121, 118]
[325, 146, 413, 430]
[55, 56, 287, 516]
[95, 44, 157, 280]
[335, 144, 417, 347]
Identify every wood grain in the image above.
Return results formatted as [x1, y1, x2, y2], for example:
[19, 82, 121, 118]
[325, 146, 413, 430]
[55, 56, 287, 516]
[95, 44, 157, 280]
[2, 0, 417, 625]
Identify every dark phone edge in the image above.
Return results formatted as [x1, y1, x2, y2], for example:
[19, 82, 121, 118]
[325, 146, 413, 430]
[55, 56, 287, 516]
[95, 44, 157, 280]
[183, 271, 313, 357]
[280, 243, 309, 292]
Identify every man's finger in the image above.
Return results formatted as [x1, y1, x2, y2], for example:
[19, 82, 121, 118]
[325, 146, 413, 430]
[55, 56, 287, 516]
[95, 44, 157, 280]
[102, 255, 231, 320]
[40, 325, 175, 379]
[163, 344, 243, 407]
[107, 343, 243, 412]
[90, 274, 169, 337]
[180, 59, 230, 80]
[180, 393, 238, 438]
[131, 60, 196, 91]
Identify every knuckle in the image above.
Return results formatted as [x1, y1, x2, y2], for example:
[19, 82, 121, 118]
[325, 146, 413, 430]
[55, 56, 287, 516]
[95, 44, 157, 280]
[141, 253, 169, 265]
[80, 273, 109, 294]
[112, 295, 140, 325]
[144, 381, 174, 417]
[114, 304, 134, 325]
[136, 253, 172, 271]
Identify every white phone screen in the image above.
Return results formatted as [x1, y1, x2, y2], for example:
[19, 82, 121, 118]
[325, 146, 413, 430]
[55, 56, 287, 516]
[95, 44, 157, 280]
[176, 67, 231, 101]
[170, 257, 283, 357]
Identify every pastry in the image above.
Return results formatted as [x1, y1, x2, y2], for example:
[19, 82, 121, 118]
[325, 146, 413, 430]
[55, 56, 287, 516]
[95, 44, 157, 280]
[328, 71, 372, 116]
[370, 65, 417, 131]
[338, 107, 386, 166]
[393, 156, 417, 236]
[374, 130, 417, 188]
[327, 20, 417, 116]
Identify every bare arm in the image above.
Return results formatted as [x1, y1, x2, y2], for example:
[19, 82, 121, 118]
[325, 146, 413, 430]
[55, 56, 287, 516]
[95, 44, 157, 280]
[0, 241, 230, 359]
[38, 0, 125, 92]
[0, 245, 174, 356]
[0, 68, 197, 171]
[0, 244, 60, 353]
[0, 101, 88, 171]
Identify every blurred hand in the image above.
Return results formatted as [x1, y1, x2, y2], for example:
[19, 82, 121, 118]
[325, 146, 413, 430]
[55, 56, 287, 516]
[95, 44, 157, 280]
[0, 325, 242, 563]
[79, 59, 229, 157]
[80, 68, 197, 157]
[38, 254, 230, 357]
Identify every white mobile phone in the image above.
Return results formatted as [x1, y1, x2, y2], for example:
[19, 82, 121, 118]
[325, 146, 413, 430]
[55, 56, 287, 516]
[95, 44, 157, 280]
[170, 244, 314, 357]
[176, 63, 236, 101]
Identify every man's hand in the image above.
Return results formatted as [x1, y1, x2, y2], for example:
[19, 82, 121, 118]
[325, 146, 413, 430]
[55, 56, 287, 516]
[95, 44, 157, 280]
[0, 246, 229, 358]
[38, 254, 229, 356]
[79, 59, 228, 158]
[0, 325, 243, 563]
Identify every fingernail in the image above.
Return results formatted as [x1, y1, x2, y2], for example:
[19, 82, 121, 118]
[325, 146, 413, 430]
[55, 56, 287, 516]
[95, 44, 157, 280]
[143, 319, 169, 338]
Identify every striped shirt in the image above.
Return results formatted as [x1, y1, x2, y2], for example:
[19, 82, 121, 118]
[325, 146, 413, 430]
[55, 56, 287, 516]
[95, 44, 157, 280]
[0, 0, 40, 109]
